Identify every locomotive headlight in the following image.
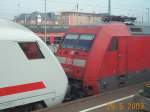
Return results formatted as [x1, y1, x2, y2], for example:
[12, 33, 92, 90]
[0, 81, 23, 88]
[73, 59, 86, 67]
[57, 56, 86, 67]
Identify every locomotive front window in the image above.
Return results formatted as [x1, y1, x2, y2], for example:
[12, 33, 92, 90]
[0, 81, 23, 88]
[62, 34, 94, 50]
[76, 34, 95, 50]
[62, 34, 79, 48]
[19, 42, 45, 59]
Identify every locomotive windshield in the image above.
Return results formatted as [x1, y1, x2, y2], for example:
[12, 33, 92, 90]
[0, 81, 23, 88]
[61, 34, 95, 50]
[76, 34, 95, 50]
[62, 34, 79, 48]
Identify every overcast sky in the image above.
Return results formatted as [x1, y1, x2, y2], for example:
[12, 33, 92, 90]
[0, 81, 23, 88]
[0, 0, 150, 23]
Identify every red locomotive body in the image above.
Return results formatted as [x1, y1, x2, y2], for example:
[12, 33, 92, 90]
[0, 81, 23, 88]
[56, 23, 150, 98]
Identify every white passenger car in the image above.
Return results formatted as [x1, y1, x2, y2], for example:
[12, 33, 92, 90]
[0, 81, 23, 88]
[0, 19, 68, 111]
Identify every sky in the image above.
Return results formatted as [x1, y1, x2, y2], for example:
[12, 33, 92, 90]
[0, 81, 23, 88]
[0, 0, 150, 23]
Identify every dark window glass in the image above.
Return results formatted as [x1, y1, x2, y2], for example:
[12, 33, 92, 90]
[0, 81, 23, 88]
[46, 37, 50, 45]
[76, 34, 95, 50]
[61, 34, 79, 48]
[109, 37, 118, 51]
[61, 34, 95, 51]
[19, 42, 44, 59]
[54, 37, 62, 44]
[130, 28, 142, 32]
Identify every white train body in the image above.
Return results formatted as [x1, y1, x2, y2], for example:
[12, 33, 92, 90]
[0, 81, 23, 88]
[0, 20, 68, 110]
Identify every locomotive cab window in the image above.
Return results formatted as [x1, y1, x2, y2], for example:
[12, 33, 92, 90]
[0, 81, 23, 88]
[108, 37, 118, 51]
[61, 34, 79, 48]
[61, 34, 95, 50]
[76, 34, 95, 50]
[19, 42, 44, 59]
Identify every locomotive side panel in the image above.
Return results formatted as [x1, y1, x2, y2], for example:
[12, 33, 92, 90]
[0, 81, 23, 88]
[127, 36, 150, 72]
[99, 37, 119, 77]
[98, 36, 150, 93]
[126, 36, 150, 85]
[97, 37, 127, 92]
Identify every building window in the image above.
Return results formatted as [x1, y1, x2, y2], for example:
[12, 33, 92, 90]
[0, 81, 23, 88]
[19, 42, 44, 59]
[108, 37, 118, 51]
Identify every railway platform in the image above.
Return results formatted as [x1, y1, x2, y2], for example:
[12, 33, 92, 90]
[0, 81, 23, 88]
[34, 82, 149, 112]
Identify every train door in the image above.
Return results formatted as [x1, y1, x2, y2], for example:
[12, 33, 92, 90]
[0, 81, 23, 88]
[99, 37, 120, 93]
[117, 37, 128, 86]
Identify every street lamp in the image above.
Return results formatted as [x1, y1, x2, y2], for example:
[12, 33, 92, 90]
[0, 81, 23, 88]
[44, 0, 47, 43]
[146, 8, 150, 24]
[76, 1, 79, 25]
[17, 3, 21, 16]
[108, 0, 111, 15]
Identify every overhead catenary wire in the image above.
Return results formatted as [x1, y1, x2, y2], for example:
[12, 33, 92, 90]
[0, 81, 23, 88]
[0, 0, 148, 21]
[0, 0, 145, 14]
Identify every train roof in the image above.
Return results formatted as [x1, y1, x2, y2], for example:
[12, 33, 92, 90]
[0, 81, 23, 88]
[68, 23, 150, 35]
[0, 19, 39, 41]
[67, 23, 128, 34]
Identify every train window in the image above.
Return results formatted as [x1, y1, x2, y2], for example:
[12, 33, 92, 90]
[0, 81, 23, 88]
[76, 34, 95, 50]
[61, 34, 79, 48]
[19, 42, 44, 59]
[109, 37, 118, 51]
[79, 34, 94, 40]
[54, 37, 62, 44]
[130, 28, 142, 32]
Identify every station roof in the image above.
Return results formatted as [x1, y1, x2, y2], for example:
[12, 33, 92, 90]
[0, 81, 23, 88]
[25, 25, 69, 33]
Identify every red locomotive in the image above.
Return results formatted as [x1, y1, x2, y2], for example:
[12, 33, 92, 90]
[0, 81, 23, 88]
[56, 23, 150, 99]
